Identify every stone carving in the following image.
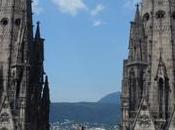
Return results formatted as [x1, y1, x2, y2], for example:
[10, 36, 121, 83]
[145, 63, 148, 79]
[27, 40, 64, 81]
[0, 113, 9, 123]
[138, 115, 151, 128]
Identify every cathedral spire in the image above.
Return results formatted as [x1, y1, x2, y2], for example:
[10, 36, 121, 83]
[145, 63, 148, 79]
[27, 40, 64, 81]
[0, 0, 49, 129]
[128, 4, 144, 62]
[134, 4, 141, 24]
[35, 21, 41, 39]
[122, 0, 175, 129]
[129, 4, 141, 48]
[43, 76, 50, 102]
[34, 21, 44, 63]
[41, 75, 50, 130]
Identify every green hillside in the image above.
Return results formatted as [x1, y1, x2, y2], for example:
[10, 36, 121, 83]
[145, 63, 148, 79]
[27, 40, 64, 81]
[50, 102, 121, 124]
[50, 92, 121, 125]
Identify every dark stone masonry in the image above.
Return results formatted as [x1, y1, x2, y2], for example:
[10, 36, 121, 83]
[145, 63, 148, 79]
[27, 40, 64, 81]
[121, 0, 175, 130]
[0, 0, 50, 130]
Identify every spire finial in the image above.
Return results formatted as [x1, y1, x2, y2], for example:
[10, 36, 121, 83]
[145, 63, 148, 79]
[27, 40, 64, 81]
[134, 3, 141, 23]
[135, 3, 139, 12]
[43, 75, 49, 94]
[136, 3, 139, 9]
[35, 21, 41, 39]
[37, 21, 40, 25]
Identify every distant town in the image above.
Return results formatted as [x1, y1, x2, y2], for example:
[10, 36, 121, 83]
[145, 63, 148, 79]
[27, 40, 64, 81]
[50, 120, 119, 130]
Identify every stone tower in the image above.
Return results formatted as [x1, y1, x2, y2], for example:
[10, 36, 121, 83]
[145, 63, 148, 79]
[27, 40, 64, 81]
[121, 0, 175, 130]
[0, 0, 50, 130]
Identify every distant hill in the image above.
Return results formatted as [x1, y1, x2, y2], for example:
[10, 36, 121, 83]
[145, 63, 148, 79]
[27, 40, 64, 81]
[50, 92, 121, 125]
[98, 92, 121, 104]
[50, 102, 120, 124]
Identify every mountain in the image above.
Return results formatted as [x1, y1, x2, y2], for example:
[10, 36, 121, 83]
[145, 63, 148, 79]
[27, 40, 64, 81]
[98, 92, 121, 104]
[50, 102, 120, 124]
[50, 92, 121, 125]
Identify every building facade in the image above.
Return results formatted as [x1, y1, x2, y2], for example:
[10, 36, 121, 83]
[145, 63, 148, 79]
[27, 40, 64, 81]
[121, 0, 175, 130]
[0, 0, 50, 130]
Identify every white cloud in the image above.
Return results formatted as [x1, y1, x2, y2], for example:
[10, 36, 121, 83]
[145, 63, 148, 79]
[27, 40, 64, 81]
[93, 20, 104, 27]
[52, 0, 88, 16]
[32, 0, 43, 15]
[91, 4, 105, 16]
[51, 0, 106, 26]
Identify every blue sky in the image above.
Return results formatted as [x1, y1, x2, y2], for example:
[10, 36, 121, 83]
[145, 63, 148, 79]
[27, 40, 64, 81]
[32, 0, 139, 102]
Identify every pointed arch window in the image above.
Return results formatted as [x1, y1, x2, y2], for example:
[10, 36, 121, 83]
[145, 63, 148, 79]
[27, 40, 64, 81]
[143, 13, 150, 21]
[139, 70, 144, 98]
[155, 56, 170, 119]
[157, 76, 170, 119]
[1, 18, 8, 26]
[129, 68, 136, 111]
[158, 77, 164, 118]
[15, 18, 21, 26]
[172, 12, 175, 20]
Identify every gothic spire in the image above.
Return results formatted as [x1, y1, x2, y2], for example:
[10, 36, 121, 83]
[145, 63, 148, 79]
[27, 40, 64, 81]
[34, 21, 44, 63]
[25, 0, 34, 38]
[130, 4, 142, 42]
[41, 75, 50, 130]
[43, 76, 50, 102]
[35, 21, 41, 39]
[128, 4, 144, 61]
[134, 4, 141, 24]
[155, 52, 168, 81]
[122, 0, 175, 129]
